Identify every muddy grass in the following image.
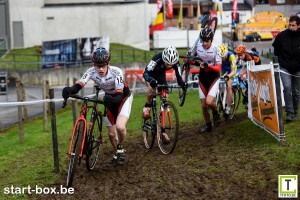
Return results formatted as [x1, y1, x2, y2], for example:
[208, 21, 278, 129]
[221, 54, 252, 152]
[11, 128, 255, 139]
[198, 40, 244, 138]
[34, 113, 284, 200]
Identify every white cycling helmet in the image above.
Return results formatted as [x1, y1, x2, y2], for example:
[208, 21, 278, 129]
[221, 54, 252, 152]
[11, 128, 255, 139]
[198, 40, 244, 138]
[162, 46, 179, 65]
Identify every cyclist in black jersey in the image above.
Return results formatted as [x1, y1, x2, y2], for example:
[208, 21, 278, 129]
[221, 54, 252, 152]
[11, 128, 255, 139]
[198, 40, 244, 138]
[142, 46, 186, 143]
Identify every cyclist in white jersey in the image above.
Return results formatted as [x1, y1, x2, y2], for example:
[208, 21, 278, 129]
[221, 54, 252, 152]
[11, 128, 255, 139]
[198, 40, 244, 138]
[62, 47, 133, 166]
[185, 27, 222, 132]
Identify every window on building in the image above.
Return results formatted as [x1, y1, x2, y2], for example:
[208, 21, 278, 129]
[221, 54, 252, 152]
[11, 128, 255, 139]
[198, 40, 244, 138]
[276, 0, 285, 4]
[173, 8, 188, 17]
[257, 0, 270, 4]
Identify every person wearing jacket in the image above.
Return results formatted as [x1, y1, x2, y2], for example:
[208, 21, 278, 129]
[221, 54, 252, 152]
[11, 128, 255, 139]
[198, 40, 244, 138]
[272, 15, 300, 123]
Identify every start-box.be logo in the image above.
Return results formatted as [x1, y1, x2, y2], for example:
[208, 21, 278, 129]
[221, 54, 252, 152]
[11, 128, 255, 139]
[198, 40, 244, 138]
[278, 175, 298, 198]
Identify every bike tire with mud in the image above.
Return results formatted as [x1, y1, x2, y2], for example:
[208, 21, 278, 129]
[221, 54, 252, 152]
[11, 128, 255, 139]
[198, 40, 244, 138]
[178, 64, 189, 107]
[66, 120, 84, 188]
[142, 111, 156, 149]
[157, 101, 179, 154]
[85, 110, 102, 171]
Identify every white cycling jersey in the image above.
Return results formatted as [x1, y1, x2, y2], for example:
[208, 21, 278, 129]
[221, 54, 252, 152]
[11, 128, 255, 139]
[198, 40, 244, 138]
[78, 66, 125, 94]
[193, 43, 222, 65]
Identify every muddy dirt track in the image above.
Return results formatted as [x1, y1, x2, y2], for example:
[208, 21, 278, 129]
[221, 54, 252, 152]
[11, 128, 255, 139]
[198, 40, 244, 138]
[34, 112, 280, 200]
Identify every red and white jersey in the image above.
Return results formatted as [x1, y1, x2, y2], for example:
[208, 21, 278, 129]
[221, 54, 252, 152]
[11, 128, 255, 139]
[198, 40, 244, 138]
[193, 43, 222, 66]
[78, 66, 125, 95]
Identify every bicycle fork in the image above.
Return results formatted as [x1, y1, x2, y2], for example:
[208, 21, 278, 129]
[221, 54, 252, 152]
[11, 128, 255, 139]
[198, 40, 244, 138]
[160, 103, 172, 133]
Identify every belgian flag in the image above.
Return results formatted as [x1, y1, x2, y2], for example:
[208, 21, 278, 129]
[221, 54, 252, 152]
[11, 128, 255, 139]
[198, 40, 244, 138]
[150, 6, 164, 36]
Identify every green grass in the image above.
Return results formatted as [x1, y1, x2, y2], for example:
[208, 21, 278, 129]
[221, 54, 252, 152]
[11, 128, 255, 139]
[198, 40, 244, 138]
[0, 43, 190, 70]
[1, 90, 299, 199]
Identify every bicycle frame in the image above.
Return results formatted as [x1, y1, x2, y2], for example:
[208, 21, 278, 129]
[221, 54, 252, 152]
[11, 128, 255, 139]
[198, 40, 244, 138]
[68, 102, 88, 158]
[66, 88, 103, 159]
[158, 89, 170, 134]
[142, 84, 180, 154]
[216, 78, 229, 112]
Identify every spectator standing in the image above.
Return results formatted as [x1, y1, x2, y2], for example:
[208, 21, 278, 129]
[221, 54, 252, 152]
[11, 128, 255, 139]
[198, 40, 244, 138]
[272, 15, 300, 123]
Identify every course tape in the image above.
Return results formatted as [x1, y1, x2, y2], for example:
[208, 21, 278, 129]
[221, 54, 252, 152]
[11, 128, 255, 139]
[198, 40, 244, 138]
[0, 80, 199, 107]
[278, 69, 300, 78]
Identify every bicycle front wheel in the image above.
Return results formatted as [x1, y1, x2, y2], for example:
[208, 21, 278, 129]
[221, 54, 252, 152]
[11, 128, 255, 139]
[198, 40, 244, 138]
[85, 111, 102, 171]
[142, 111, 156, 149]
[229, 87, 241, 119]
[66, 120, 84, 188]
[178, 64, 189, 107]
[157, 101, 179, 154]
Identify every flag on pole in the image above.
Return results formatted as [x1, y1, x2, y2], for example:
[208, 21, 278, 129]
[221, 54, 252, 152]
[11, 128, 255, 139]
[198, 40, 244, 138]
[214, 0, 218, 11]
[166, 0, 173, 18]
[233, 0, 237, 21]
[157, 0, 163, 13]
[150, 2, 164, 36]
[197, 0, 201, 30]
[219, 0, 223, 21]
[178, 0, 183, 30]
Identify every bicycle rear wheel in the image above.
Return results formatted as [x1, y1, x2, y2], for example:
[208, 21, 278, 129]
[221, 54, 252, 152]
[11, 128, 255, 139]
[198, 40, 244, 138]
[157, 101, 179, 154]
[142, 111, 156, 149]
[205, 17, 218, 34]
[178, 64, 189, 107]
[66, 120, 84, 188]
[85, 110, 102, 171]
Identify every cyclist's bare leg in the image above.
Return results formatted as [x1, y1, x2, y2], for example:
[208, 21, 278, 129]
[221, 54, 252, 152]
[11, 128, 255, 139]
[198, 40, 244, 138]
[201, 98, 211, 123]
[107, 125, 118, 150]
[226, 79, 233, 108]
[145, 83, 154, 105]
[238, 68, 247, 81]
[206, 95, 217, 111]
[115, 115, 129, 145]
[206, 95, 220, 126]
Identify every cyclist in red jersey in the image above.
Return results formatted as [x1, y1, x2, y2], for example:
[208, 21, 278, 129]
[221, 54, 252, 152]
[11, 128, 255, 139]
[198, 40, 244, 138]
[62, 48, 133, 166]
[184, 27, 222, 132]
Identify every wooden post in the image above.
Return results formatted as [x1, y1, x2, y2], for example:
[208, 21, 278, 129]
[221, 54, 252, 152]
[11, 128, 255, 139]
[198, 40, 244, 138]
[49, 88, 59, 173]
[21, 82, 28, 120]
[43, 80, 50, 131]
[16, 79, 24, 144]
[273, 56, 285, 143]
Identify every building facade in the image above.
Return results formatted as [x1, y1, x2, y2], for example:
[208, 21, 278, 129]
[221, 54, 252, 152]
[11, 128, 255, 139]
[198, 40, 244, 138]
[1, 0, 152, 50]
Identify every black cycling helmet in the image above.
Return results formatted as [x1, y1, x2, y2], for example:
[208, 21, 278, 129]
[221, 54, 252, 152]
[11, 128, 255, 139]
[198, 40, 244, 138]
[92, 47, 110, 64]
[200, 27, 214, 41]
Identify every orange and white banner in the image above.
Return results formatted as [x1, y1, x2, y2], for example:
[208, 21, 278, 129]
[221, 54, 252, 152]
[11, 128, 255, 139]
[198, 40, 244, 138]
[247, 63, 285, 141]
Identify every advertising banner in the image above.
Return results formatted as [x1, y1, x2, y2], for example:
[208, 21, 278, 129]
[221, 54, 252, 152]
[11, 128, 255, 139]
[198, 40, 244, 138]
[247, 64, 284, 140]
[42, 37, 110, 68]
[42, 39, 77, 68]
[79, 37, 110, 61]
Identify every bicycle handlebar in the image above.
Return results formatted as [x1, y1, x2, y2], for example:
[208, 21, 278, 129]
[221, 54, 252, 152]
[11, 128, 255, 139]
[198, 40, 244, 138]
[62, 94, 104, 108]
[156, 84, 182, 89]
[149, 84, 183, 97]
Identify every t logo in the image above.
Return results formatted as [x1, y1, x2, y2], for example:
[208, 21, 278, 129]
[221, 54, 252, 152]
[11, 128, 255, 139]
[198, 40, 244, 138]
[278, 175, 298, 198]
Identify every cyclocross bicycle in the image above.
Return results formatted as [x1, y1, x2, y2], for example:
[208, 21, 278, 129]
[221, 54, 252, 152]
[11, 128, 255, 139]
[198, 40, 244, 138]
[142, 84, 180, 155]
[179, 16, 218, 107]
[62, 86, 104, 187]
[216, 76, 240, 120]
